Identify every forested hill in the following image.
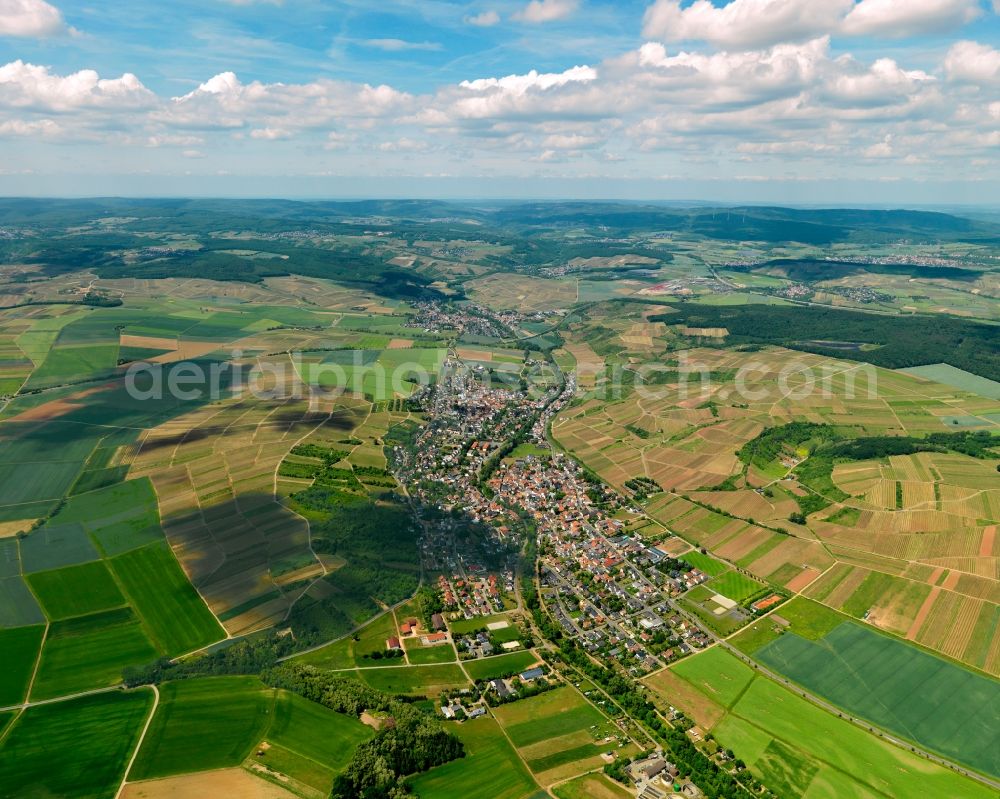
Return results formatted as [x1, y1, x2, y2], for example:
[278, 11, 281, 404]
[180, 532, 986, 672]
[650, 303, 1000, 383]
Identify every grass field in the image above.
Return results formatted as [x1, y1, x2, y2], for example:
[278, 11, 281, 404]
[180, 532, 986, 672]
[129, 677, 275, 780]
[667, 647, 997, 799]
[679, 549, 729, 577]
[756, 621, 1000, 778]
[294, 612, 405, 670]
[407, 716, 541, 799]
[0, 625, 44, 706]
[406, 641, 458, 665]
[552, 773, 633, 799]
[251, 691, 375, 794]
[463, 651, 539, 682]
[357, 664, 470, 695]
[0, 689, 154, 799]
[109, 541, 224, 656]
[706, 571, 767, 604]
[670, 645, 755, 709]
[26, 560, 126, 620]
[447, 613, 511, 634]
[493, 687, 606, 749]
[31, 608, 159, 701]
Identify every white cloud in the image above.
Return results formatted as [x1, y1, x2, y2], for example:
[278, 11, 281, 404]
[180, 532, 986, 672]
[513, 0, 579, 24]
[0, 0, 66, 38]
[163, 72, 413, 130]
[460, 65, 596, 94]
[362, 38, 443, 52]
[542, 133, 602, 149]
[944, 40, 1000, 83]
[642, 0, 852, 50]
[636, 38, 829, 108]
[0, 117, 59, 136]
[250, 127, 291, 139]
[465, 10, 500, 27]
[822, 57, 933, 107]
[0, 60, 154, 111]
[378, 137, 431, 152]
[842, 0, 981, 38]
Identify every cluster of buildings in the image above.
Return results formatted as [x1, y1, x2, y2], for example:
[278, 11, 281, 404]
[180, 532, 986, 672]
[630, 752, 702, 799]
[403, 301, 516, 339]
[437, 573, 507, 619]
[488, 453, 714, 672]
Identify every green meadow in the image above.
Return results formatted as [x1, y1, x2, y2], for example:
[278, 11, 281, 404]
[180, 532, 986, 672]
[756, 621, 1000, 779]
[128, 676, 275, 780]
[0, 689, 154, 799]
[463, 651, 539, 682]
[0, 625, 45, 706]
[671, 647, 997, 799]
[129, 676, 374, 793]
[30, 608, 158, 701]
[407, 716, 541, 799]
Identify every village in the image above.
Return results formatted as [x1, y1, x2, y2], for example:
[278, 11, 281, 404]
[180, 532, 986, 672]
[382, 338, 771, 798]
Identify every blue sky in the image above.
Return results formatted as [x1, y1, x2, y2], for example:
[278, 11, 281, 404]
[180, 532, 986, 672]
[1, 0, 999, 203]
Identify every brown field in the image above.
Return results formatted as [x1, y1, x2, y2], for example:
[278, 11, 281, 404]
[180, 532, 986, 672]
[552, 344, 1000, 674]
[642, 668, 726, 729]
[130, 389, 333, 634]
[122, 768, 299, 799]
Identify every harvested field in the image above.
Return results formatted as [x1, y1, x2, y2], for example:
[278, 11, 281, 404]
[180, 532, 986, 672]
[122, 768, 300, 799]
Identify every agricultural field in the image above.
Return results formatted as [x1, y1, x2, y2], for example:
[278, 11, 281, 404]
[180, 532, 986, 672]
[753, 620, 1000, 778]
[293, 612, 404, 670]
[407, 716, 542, 799]
[0, 625, 44, 707]
[0, 689, 155, 799]
[552, 337, 1000, 673]
[552, 772, 633, 799]
[656, 647, 997, 799]
[463, 651, 540, 681]
[357, 664, 471, 696]
[492, 686, 631, 786]
[128, 676, 374, 795]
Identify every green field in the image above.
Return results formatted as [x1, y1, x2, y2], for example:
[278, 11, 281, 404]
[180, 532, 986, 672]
[756, 621, 1000, 778]
[357, 664, 470, 695]
[128, 676, 375, 791]
[407, 641, 458, 665]
[26, 560, 126, 620]
[128, 676, 275, 780]
[294, 612, 405, 670]
[679, 549, 729, 577]
[251, 690, 375, 794]
[407, 716, 541, 799]
[0, 575, 46, 628]
[731, 596, 844, 655]
[706, 571, 767, 604]
[670, 645, 755, 709]
[463, 651, 539, 682]
[0, 689, 154, 799]
[670, 647, 996, 799]
[20, 522, 101, 573]
[494, 687, 606, 748]
[448, 613, 511, 634]
[0, 625, 44, 706]
[30, 608, 158, 701]
[109, 541, 223, 656]
[899, 363, 1000, 400]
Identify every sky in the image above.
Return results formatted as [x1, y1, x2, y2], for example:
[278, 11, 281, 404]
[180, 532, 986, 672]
[0, 0, 999, 204]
